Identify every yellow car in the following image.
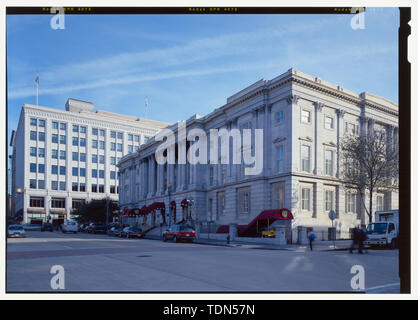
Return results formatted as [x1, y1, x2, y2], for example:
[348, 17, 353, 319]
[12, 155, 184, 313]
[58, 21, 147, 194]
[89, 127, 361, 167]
[261, 229, 276, 238]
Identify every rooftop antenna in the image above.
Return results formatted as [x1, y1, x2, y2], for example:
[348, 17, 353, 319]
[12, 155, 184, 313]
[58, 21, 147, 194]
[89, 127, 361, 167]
[145, 96, 149, 119]
[35, 73, 39, 106]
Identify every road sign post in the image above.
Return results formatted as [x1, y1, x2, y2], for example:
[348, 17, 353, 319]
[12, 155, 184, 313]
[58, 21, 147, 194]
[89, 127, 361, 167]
[329, 210, 337, 250]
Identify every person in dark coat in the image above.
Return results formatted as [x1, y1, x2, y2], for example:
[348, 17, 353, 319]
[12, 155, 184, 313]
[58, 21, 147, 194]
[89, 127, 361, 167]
[350, 226, 365, 254]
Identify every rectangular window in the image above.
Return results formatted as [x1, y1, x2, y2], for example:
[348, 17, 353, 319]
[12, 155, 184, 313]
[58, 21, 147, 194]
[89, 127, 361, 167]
[110, 143, 116, 151]
[52, 149, 58, 159]
[72, 152, 78, 161]
[92, 154, 98, 163]
[51, 198, 65, 208]
[52, 134, 58, 143]
[80, 126, 86, 134]
[117, 132, 123, 139]
[72, 199, 84, 209]
[218, 192, 226, 216]
[38, 164, 45, 173]
[72, 183, 78, 192]
[209, 166, 214, 186]
[99, 140, 105, 150]
[39, 119, 45, 127]
[79, 183, 86, 192]
[325, 116, 334, 129]
[301, 110, 311, 123]
[128, 145, 133, 153]
[301, 145, 311, 172]
[52, 122, 58, 129]
[51, 165, 58, 174]
[276, 111, 285, 124]
[99, 129, 105, 137]
[72, 125, 79, 133]
[128, 134, 133, 141]
[325, 190, 334, 212]
[144, 136, 150, 143]
[347, 193, 357, 213]
[30, 196, 44, 208]
[92, 128, 98, 135]
[30, 163, 37, 173]
[91, 184, 98, 193]
[38, 132, 45, 141]
[99, 155, 105, 164]
[72, 167, 78, 176]
[80, 153, 86, 162]
[110, 186, 116, 194]
[29, 179, 37, 189]
[92, 140, 98, 149]
[99, 185, 104, 193]
[51, 181, 58, 190]
[117, 143, 123, 152]
[38, 180, 45, 189]
[99, 170, 104, 179]
[80, 168, 86, 177]
[301, 188, 311, 210]
[59, 166, 66, 175]
[60, 123, 66, 131]
[59, 181, 66, 191]
[110, 131, 116, 138]
[134, 135, 140, 142]
[60, 150, 66, 160]
[325, 150, 334, 175]
[92, 169, 97, 178]
[59, 135, 66, 144]
[110, 157, 116, 165]
[238, 188, 250, 215]
[80, 138, 86, 147]
[110, 171, 116, 179]
[277, 145, 284, 173]
[30, 131, 37, 141]
[72, 137, 79, 146]
[38, 148, 45, 158]
[30, 118, 37, 126]
[276, 185, 284, 209]
[376, 195, 384, 211]
[30, 147, 37, 157]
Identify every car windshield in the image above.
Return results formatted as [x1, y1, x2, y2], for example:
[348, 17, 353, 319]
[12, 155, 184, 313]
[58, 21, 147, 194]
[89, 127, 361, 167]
[180, 226, 194, 231]
[9, 226, 23, 231]
[366, 223, 387, 234]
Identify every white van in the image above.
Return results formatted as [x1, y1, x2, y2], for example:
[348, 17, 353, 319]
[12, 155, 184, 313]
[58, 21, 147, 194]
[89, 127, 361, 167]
[61, 220, 79, 233]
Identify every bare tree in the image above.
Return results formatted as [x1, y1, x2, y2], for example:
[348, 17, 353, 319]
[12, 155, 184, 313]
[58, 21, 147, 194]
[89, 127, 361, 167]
[340, 129, 398, 223]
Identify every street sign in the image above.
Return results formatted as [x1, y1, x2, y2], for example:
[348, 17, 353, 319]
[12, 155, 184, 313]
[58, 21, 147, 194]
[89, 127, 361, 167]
[329, 210, 336, 221]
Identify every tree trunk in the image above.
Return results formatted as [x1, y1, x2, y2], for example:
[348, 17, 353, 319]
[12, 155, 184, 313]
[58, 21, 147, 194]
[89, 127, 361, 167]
[369, 190, 373, 224]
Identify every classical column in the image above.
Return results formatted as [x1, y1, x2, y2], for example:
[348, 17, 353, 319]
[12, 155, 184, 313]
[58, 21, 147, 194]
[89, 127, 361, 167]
[288, 95, 300, 172]
[313, 102, 324, 175]
[368, 118, 375, 137]
[336, 109, 346, 178]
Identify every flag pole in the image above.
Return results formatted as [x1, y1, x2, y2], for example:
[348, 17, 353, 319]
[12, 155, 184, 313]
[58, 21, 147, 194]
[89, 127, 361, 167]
[35, 73, 39, 106]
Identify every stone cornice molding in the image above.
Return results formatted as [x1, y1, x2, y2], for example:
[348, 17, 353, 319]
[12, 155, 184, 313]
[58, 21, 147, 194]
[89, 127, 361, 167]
[314, 102, 324, 112]
[336, 109, 346, 118]
[298, 136, 313, 142]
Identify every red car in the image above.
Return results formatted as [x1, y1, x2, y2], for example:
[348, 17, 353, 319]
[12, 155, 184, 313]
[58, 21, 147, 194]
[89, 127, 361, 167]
[163, 225, 196, 242]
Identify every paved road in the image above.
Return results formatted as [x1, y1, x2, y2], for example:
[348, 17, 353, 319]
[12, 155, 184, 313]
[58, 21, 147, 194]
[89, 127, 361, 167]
[7, 231, 399, 293]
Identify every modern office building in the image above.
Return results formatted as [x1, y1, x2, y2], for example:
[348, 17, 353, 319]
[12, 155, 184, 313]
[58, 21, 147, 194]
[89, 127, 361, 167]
[10, 98, 169, 225]
[117, 68, 398, 240]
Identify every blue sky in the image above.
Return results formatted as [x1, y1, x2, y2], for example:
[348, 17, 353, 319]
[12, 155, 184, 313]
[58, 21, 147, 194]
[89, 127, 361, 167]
[7, 8, 399, 153]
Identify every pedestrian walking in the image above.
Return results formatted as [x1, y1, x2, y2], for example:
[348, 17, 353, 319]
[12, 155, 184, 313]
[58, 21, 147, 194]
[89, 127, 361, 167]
[350, 226, 365, 254]
[307, 230, 316, 251]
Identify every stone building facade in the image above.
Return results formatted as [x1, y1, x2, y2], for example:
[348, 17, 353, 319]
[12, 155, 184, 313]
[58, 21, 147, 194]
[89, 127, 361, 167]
[10, 98, 169, 224]
[118, 68, 398, 238]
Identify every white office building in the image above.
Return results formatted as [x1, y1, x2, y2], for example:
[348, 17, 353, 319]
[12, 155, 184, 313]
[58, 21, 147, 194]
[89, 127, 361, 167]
[10, 98, 169, 225]
[117, 68, 398, 241]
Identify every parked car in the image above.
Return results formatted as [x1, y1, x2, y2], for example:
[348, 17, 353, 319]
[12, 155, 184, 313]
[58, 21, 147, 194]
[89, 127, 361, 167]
[87, 223, 106, 234]
[163, 225, 196, 242]
[8, 225, 26, 238]
[112, 225, 124, 237]
[22, 224, 42, 231]
[61, 220, 79, 233]
[41, 223, 54, 232]
[120, 227, 142, 238]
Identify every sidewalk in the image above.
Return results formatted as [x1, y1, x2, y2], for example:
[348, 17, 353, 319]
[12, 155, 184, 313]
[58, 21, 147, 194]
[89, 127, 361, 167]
[144, 234, 352, 252]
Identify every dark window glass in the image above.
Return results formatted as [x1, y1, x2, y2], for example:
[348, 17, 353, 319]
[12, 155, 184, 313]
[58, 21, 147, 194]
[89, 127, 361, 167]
[38, 164, 45, 173]
[30, 147, 37, 157]
[38, 148, 45, 158]
[39, 119, 46, 127]
[30, 131, 37, 141]
[59, 166, 66, 175]
[51, 165, 58, 174]
[30, 163, 37, 173]
[30, 179, 36, 189]
[38, 132, 45, 141]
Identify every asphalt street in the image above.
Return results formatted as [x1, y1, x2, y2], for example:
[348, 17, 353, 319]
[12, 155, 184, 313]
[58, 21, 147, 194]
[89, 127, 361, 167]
[7, 231, 400, 293]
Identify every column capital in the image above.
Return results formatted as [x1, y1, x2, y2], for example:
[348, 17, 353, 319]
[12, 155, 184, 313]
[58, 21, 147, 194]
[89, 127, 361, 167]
[336, 109, 346, 118]
[314, 101, 324, 112]
[286, 94, 300, 105]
